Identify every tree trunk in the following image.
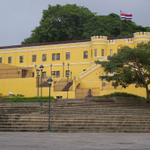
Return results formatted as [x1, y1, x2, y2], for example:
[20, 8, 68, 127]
[146, 85, 150, 101]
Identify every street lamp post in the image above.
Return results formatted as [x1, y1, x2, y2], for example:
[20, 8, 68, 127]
[36, 69, 40, 97]
[47, 77, 53, 132]
[66, 63, 70, 99]
[39, 65, 44, 106]
[39, 65, 44, 97]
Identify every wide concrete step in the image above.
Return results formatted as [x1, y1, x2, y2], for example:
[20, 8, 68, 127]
[0, 121, 48, 126]
[51, 123, 150, 127]
[0, 125, 150, 132]
[50, 109, 150, 113]
[50, 106, 150, 109]
[0, 101, 147, 107]
[1, 111, 150, 116]
[50, 129, 150, 133]
[52, 103, 148, 107]
[1, 117, 150, 122]
[0, 104, 147, 107]
[1, 108, 149, 113]
[51, 117, 150, 120]
[0, 127, 48, 132]
[51, 113, 150, 117]
[1, 118, 150, 123]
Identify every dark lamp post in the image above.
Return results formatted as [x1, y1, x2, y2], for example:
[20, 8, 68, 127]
[66, 63, 70, 99]
[39, 64, 44, 71]
[36, 69, 40, 97]
[47, 77, 53, 86]
[39, 65, 44, 106]
[47, 77, 53, 131]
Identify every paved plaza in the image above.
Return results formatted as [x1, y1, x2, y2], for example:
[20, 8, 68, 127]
[0, 133, 150, 150]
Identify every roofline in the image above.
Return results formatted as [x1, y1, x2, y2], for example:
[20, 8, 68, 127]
[0, 39, 90, 50]
[0, 35, 135, 50]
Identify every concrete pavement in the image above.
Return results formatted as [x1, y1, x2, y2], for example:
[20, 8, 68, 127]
[0, 133, 150, 150]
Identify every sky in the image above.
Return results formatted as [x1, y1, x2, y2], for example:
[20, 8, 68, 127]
[0, 0, 149, 46]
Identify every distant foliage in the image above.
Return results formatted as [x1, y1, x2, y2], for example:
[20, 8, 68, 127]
[22, 4, 149, 44]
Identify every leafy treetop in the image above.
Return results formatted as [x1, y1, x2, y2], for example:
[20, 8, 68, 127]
[22, 4, 150, 44]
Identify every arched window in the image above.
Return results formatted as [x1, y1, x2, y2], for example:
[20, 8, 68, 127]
[110, 49, 113, 56]
[8, 56, 12, 64]
[101, 49, 105, 56]
[83, 51, 88, 59]
[94, 49, 97, 57]
[42, 54, 47, 62]
[0, 57, 2, 64]
[66, 52, 70, 60]
[32, 55, 37, 62]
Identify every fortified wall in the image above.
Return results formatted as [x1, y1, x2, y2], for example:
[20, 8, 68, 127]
[0, 32, 149, 98]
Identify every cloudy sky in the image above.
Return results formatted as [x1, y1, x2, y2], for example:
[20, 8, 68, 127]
[0, 0, 149, 46]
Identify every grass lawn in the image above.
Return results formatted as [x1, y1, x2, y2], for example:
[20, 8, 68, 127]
[0, 96, 54, 103]
[93, 92, 147, 102]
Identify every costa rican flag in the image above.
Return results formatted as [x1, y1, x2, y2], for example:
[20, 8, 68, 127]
[120, 11, 133, 20]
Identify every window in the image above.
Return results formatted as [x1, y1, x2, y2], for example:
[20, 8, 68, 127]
[52, 53, 60, 61]
[110, 49, 113, 56]
[52, 54, 55, 60]
[19, 56, 24, 63]
[94, 49, 97, 57]
[66, 52, 70, 60]
[8, 57, 12, 64]
[22, 69, 28, 78]
[83, 51, 88, 59]
[51, 71, 60, 78]
[32, 55, 37, 62]
[101, 49, 105, 56]
[42, 54, 47, 62]
[56, 53, 60, 60]
[0, 57, 2, 64]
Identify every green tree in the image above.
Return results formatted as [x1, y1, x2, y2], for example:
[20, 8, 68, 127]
[98, 43, 150, 100]
[22, 4, 149, 44]
[22, 4, 95, 44]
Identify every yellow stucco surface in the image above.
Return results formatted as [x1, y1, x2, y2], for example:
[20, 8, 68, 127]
[0, 32, 149, 98]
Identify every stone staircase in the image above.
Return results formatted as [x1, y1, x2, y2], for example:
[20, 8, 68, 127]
[0, 98, 150, 132]
[50, 99, 150, 132]
[54, 79, 73, 91]
[79, 64, 100, 79]
[0, 103, 48, 131]
[63, 80, 73, 91]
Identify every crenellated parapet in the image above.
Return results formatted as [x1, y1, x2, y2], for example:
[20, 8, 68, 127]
[91, 36, 108, 45]
[133, 32, 150, 43]
[134, 32, 150, 37]
[124, 38, 134, 44]
[91, 36, 107, 41]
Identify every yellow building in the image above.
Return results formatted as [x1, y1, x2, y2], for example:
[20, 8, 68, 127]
[0, 32, 150, 98]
